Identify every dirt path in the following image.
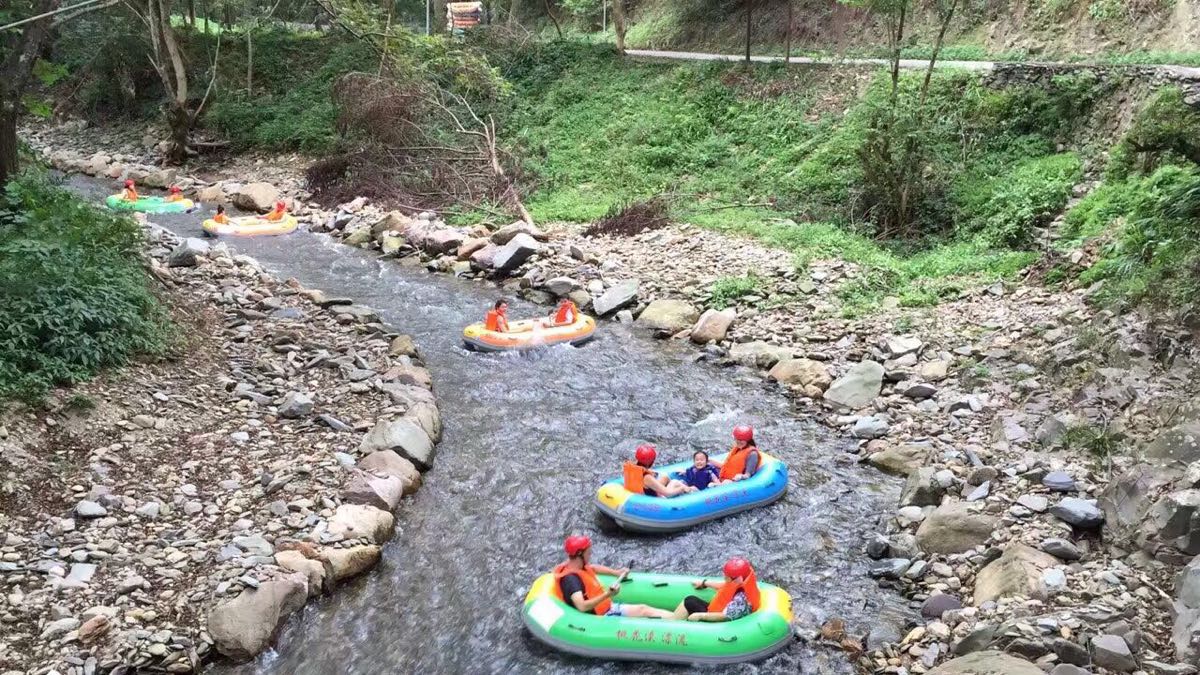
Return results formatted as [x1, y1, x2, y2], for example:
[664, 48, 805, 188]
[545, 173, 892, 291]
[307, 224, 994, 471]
[625, 48, 1200, 80]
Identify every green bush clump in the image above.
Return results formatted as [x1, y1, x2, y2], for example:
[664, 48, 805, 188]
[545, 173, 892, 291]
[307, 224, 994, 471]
[0, 178, 170, 402]
[1079, 165, 1200, 307]
[1108, 87, 1200, 178]
[709, 274, 759, 308]
[966, 153, 1082, 247]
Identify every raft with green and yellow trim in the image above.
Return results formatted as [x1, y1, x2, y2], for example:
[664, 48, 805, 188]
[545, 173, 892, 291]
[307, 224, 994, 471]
[522, 570, 793, 664]
[201, 214, 298, 237]
[461, 314, 595, 352]
[105, 194, 195, 214]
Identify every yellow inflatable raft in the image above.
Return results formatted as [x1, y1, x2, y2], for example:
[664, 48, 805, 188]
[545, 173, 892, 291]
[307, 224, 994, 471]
[462, 314, 596, 352]
[201, 214, 298, 237]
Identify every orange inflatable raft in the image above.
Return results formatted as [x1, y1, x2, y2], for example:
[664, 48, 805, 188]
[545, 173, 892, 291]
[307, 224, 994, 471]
[462, 314, 596, 352]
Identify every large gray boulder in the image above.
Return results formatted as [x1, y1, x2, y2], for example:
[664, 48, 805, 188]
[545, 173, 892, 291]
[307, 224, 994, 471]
[358, 451, 422, 495]
[232, 182, 279, 212]
[900, 467, 945, 507]
[404, 401, 443, 444]
[1149, 489, 1200, 554]
[324, 545, 382, 582]
[824, 361, 885, 409]
[168, 238, 210, 268]
[916, 501, 997, 555]
[1147, 422, 1200, 467]
[490, 220, 547, 245]
[868, 443, 930, 477]
[491, 233, 541, 274]
[973, 543, 1058, 605]
[1050, 497, 1105, 529]
[927, 651, 1043, 675]
[768, 358, 832, 393]
[690, 308, 736, 344]
[359, 419, 435, 471]
[1100, 464, 1174, 544]
[593, 280, 639, 316]
[636, 299, 699, 335]
[1090, 634, 1137, 672]
[729, 341, 793, 369]
[326, 504, 394, 543]
[342, 469, 404, 512]
[422, 229, 465, 255]
[207, 574, 308, 661]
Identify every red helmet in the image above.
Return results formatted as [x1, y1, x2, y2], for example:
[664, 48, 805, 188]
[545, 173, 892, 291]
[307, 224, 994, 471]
[635, 444, 656, 466]
[124, 179, 134, 187]
[733, 425, 754, 442]
[169, 185, 181, 193]
[275, 200, 286, 210]
[723, 557, 752, 580]
[564, 535, 591, 557]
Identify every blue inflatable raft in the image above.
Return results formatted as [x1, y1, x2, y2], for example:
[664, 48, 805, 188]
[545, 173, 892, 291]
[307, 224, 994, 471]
[595, 452, 788, 533]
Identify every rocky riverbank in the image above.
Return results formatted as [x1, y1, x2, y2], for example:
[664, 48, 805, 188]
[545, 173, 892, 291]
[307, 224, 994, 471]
[24, 119, 1200, 675]
[1, 211, 442, 673]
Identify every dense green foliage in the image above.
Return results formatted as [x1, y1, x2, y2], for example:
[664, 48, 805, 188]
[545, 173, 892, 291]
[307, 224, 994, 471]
[0, 178, 170, 402]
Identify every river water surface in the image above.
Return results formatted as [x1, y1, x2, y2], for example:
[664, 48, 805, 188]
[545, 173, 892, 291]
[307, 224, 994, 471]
[72, 177, 910, 674]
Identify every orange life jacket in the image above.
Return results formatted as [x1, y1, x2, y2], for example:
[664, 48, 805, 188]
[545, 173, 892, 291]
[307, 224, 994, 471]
[554, 302, 578, 325]
[622, 461, 654, 494]
[263, 206, 286, 222]
[213, 212, 230, 224]
[165, 193, 183, 202]
[552, 562, 612, 615]
[719, 445, 760, 481]
[709, 568, 761, 613]
[121, 188, 139, 201]
[485, 309, 508, 332]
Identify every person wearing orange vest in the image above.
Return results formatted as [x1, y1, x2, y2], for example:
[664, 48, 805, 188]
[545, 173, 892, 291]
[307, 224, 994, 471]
[622, 444, 694, 497]
[484, 299, 510, 332]
[716, 425, 761, 484]
[164, 185, 185, 202]
[263, 200, 288, 222]
[212, 204, 230, 225]
[120, 179, 139, 202]
[552, 535, 674, 619]
[548, 297, 579, 326]
[671, 557, 762, 621]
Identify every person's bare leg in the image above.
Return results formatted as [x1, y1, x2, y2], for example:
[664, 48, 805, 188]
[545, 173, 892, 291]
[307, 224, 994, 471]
[624, 604, 675, 620]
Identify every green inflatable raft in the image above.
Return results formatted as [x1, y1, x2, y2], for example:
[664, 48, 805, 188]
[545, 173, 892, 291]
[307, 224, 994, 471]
[104, 194, 195, 214]
[521, 570, 793, 665]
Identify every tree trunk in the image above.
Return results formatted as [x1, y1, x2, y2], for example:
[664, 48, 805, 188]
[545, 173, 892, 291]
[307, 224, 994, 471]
[148, 0, 192, 164]
[784, 0, 792, 63]
[433, 0, 448, 32]
[246, 29, 254, 93]
[543, 0, 563, 38]
[744, 1, 752, 62]
[188, 0, 195, 26]
[507, 0, 521, 25]
[612, 0, 626, 53]
[0, 0, 62, 186]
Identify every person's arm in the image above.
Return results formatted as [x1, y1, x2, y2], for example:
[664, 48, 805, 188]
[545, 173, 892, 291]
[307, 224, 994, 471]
[591, 564, 627, 576]
[644, 474, 671, 496]
[687, 611, 729, 622]
[569, 588, 615, 613]
[739, 452, 760, 479]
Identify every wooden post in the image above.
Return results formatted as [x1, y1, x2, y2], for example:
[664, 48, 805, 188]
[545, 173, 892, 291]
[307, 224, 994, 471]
[785, 0, 792, 63]
[744, 1, 752, 62]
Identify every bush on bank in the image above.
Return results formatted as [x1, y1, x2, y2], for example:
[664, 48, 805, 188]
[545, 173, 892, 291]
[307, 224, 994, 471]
[0, 177, 170, 403]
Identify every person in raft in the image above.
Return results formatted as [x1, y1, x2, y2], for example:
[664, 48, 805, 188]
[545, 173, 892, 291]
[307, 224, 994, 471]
[263, 200, 288, 222]
[681, 450, 722, 491]
[715, 425, 760, 484]
[484, 299, 510, 333]
[547, 296, 579, 326]
[624, 444, 694, 497]
[672, 557, 760, 622]
[164, 185, 186, 202]
[554, 535, 674, 619]
[119, 179, 139, 202]
[212, 205, 230, 225]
